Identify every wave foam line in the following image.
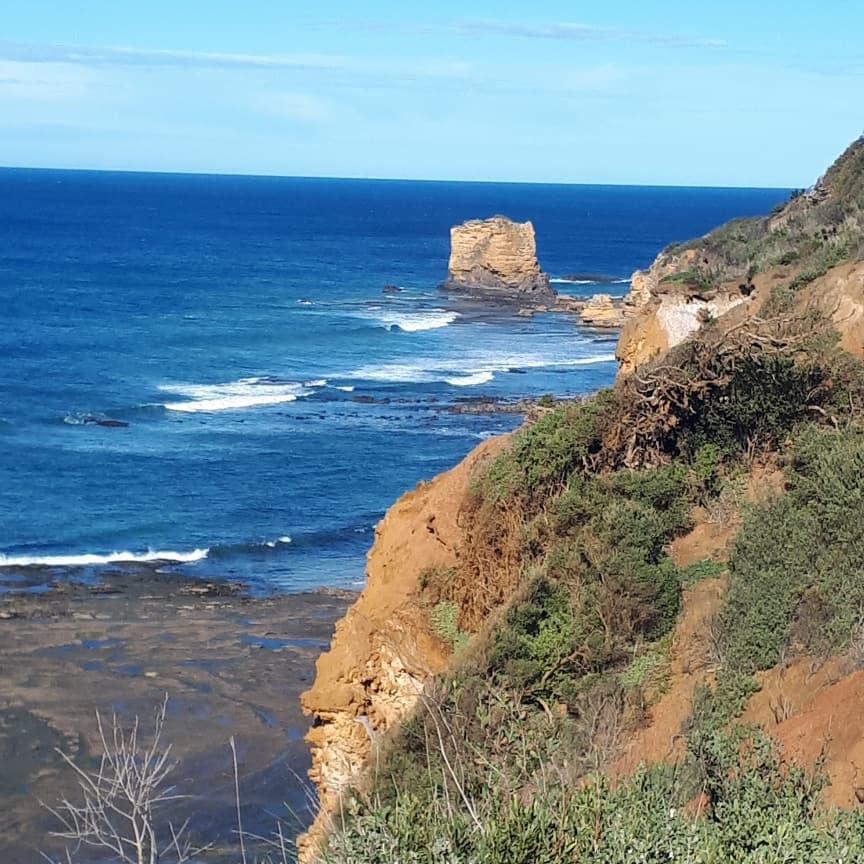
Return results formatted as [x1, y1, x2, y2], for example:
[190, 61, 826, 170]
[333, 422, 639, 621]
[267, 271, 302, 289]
[159, 377, 309, 413]
[367, 309, 460, 333]
[444, 371, 495, 387]
[262, 536, 293, 549]
[166, 394, 299, 412]
[351, 353, 617, 386]
[0, 548, 209, 568]
[551, 278, 631, 285]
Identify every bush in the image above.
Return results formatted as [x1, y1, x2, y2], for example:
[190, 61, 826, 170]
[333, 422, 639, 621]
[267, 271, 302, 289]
[429, 601, 469, 651]
[720, 426, 864, 671]
[476, 390, 615, 505]
[680, 354, 829, 457]
[323, 728, 864, 864]
[678, 557, 725, 586]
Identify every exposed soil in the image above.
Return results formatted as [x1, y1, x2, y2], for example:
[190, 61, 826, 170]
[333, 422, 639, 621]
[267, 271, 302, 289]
[611, 513, 736, 779]
[0, 571, 352, 864]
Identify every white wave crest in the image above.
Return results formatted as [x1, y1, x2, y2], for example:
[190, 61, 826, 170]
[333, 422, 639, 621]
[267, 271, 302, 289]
[350, 353, 617, 387]
[159, 377, 308, 413]
[0, 548, 209, 568]
[557, 354, 617, 366]
[551, 278, 631, 285]
[444, 371, 495, 387]
[369, 309, 460, 332]
[262, 536, 293, 549]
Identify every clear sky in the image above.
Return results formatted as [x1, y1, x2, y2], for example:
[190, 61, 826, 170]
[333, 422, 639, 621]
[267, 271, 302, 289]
[1, 1, 861, 186]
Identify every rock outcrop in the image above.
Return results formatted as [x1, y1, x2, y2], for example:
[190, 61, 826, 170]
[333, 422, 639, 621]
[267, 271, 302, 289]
[616, 287, 752, 374]
[442, 216, 555, 303]
[579, 293, 623, 327]
[299, 435, 509, 863]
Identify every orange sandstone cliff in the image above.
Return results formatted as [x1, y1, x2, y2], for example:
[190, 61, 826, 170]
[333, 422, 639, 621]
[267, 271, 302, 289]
[298, 435, 508, 860]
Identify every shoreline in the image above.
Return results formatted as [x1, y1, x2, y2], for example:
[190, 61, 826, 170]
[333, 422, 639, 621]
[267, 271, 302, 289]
[0, 570, 354, 862]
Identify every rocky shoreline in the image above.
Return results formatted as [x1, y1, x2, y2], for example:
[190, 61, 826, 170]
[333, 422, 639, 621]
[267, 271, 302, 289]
[0, 571, 352, 863]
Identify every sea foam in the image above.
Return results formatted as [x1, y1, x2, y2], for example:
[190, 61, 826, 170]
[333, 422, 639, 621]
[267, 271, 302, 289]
[444, 371, 495, 387]
[0, 548, 209, 568]
[369, 309, 459, 332]
[351, 352, 617, 387]
[160, 377, 312, 413]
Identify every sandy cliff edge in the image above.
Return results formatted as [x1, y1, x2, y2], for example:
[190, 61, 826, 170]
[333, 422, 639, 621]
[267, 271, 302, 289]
[298, 434, 509, 861]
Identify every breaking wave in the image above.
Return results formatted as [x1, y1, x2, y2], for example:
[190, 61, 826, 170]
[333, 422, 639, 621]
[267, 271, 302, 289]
[159, 377, 314, 413]
[351, 353, 617, 387]
[366, 309, 460, 332]
[0, 548, 209, 568]
[444, 371, 495, 387]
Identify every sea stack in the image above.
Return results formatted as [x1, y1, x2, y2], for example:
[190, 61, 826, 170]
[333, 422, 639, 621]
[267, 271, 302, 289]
[441, 216, 556, 304]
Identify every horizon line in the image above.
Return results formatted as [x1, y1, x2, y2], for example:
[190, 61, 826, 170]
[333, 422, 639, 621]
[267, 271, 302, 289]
[0, 163, 795, 192]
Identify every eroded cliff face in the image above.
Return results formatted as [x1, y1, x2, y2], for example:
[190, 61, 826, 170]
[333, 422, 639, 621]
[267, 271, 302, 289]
[616, 258, 864, 376]
[443, 216, 554, 303]
[799, 261, 864, 356]
[299, 435, 509, 862]
[616, 250, 754, 375]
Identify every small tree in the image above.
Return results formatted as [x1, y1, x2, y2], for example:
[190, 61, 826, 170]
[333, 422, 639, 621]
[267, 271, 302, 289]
[41, 695, 206, 864]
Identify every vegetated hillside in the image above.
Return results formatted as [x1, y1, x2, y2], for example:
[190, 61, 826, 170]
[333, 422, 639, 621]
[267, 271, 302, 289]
[658, 134, 864, 298]
[313, 140, 864, 863]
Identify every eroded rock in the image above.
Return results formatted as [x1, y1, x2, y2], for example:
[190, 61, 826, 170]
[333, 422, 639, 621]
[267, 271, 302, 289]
[579, 293, 623, 327]
[441, 216, 555, 304]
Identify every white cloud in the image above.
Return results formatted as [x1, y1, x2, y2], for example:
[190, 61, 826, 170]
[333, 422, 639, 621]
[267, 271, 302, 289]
[0, 60, 94, 102]
[455, 19, 727, 49]
[0, 41, 344, 72]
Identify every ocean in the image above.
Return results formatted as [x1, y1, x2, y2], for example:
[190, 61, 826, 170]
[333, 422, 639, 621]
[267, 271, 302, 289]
[0, 170, 787, 593]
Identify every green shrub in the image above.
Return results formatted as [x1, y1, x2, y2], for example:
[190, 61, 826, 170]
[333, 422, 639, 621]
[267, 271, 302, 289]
[688, 670, 760, 738]
[429, 601, 469, 651]
[720, 426, 864, 671]
[680, 354, 828, 457]
[475, 389, 616, 504]
[678, 557, 725, 586]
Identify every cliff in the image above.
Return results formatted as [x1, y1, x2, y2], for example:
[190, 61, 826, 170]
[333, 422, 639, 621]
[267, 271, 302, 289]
[301, 136, 864, 862]
[299, 435, 508, 861]
[441, 216, 555, 303]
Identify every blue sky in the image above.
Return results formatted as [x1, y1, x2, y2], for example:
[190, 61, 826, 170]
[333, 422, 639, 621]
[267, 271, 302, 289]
[1, 1, 861, 186]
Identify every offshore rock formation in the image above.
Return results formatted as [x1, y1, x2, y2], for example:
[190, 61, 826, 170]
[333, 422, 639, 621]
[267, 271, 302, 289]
[442, 216, 555, 303]
[298, 435, 509, 863]
[579, 293, 623, 327]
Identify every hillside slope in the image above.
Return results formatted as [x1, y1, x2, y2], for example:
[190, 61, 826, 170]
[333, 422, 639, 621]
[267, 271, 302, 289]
[302, 137, 864, 863]
[619, 135, 864, 372]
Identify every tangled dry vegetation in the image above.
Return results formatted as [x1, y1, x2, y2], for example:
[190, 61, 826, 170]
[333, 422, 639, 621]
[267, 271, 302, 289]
[325, 304, 864, 863]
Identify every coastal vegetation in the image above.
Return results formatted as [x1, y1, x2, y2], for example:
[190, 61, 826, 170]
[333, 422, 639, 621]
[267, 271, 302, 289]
[311, 138, 864, 863]
[315, 308, 864, 861]
[658, 135, 864, 299]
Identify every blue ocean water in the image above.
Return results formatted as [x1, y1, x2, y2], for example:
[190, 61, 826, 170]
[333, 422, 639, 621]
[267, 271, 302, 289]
[0, 170, 787, 592]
